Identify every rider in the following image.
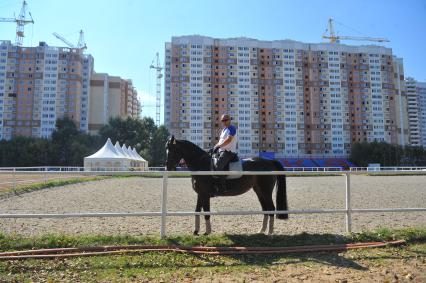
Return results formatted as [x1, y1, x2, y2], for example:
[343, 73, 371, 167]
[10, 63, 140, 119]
[212, 114, 238, 194]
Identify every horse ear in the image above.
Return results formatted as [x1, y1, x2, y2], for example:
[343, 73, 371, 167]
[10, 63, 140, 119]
[171, 135, 176, 144]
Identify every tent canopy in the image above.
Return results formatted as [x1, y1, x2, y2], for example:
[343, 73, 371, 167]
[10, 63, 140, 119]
[84, 138, 149, 170]
[85, 138, 125, 160]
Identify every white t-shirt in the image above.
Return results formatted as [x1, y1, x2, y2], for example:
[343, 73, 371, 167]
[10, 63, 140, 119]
[218, 125, 237, 153]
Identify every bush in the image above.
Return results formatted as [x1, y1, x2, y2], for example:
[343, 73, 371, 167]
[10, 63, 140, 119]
[349, 141, 426, 166]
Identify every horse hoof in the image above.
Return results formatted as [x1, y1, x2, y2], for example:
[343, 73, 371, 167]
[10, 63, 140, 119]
[203, 232, 211, 236]
[193, 231, 199, 236]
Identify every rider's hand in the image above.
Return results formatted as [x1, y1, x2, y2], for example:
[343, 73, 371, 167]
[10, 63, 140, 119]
[209, 146, 219, 155]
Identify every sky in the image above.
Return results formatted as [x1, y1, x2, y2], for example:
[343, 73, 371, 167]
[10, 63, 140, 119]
[1, 0, 425, 123]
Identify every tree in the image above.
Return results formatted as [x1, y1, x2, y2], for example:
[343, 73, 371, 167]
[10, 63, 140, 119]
[68, 134, 103, 166]
[49, 117, 103, 166]
[51, 118, 81, 165]
[143, 125, 170, 166]
[98, 117, 156, 153]
[349, 141, 426, 167]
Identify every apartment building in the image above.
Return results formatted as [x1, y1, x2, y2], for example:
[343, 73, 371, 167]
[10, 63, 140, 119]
[406, 78, 426, 148]
[406, 78, 422, 146]
[0, 40, 93, 140]
[88, 72, 139, 134]
[0, 40, 141, 140]
[418, 82, 426, 148]
[164, 36, 409, 158]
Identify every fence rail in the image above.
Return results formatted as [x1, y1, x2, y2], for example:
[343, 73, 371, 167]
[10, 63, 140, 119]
[0, 169, 425, 237]
[0, 166, 347, 172]
[2, 166, 426, 172]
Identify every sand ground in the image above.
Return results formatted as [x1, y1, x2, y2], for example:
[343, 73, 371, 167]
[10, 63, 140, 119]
[0, 175, 424, 236]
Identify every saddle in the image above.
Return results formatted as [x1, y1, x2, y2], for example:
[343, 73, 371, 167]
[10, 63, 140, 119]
[211, 151, 242, 180]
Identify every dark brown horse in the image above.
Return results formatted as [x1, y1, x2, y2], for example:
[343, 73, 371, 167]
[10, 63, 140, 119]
[165, 136, 288, 235]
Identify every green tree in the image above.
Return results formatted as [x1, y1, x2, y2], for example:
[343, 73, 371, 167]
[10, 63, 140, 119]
[349, 141, 426, 167]
[51, 118, 81, 165]
[68, 134, 103, 166]
[98, 117, 156, 153]
[142, 125, 169, 166]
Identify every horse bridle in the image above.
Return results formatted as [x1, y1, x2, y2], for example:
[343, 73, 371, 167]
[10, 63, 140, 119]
[166, 140, 181, 171]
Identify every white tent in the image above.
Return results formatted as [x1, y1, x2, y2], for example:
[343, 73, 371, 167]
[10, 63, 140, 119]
[84, 139, 149, 171]
[132, 148, 146, 162]
[84, 138, 131, 171]
[126, 145, 148, 170]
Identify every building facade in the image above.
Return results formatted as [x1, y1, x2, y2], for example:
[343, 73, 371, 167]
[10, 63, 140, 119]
[88, 72, 140, 134]
[0, 40, 93, 140]
[165, 36, 409, 158]
[406, 78, 422, 146]
[0, 40, 141, 140]
[406, 78, 426, 148]
[418, 82, 426, 148]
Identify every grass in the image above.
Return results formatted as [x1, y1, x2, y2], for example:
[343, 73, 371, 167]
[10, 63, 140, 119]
[0, 228, 425, 282]
[0, 227, 425, 252]
[0, 176, 109, 199]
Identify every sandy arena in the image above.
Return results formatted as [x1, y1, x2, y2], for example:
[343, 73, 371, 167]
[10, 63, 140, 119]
[0, 175, 424, 236]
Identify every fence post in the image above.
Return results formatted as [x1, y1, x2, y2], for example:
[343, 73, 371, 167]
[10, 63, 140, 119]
[12, 168, 16, 191]
[44, 167, 48, 183]
[345, 172, 352, 233]
[160, 172, 169, 238]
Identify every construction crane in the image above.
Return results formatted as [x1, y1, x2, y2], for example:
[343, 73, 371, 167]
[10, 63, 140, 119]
[0, 0, 34, 46]
[322, 18, 389, 43]
[52, 30, 87, 51]
[150, 52, 163, 126]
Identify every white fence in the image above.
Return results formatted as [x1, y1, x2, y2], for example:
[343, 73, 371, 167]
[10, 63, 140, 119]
[0, 169, 425, 237]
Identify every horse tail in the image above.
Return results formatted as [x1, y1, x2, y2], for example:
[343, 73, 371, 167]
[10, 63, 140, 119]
[272, 160, 288, 219]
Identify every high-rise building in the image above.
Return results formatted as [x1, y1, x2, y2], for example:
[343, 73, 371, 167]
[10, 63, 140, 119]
[88, 72, 139, 134]
[406, 78, 426, 148]
[0, 40, 141, 140]
[418, 82, 426, 148]
[0, 40, 93, 140]
[164, 36, 409, 158]
[406, 78, 422, 146]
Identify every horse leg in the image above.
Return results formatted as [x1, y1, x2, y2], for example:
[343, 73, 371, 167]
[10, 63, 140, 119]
[194, 195, 202, 235]
[268, 215, 275, 235]
[202, 196, 211, 235]
[260, 215, 268, 234]
[253, 186, 268, 234]
[257, 176, 276, 235]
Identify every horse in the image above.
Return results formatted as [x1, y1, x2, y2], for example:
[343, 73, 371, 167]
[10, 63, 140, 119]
[165, 136, 288, 235]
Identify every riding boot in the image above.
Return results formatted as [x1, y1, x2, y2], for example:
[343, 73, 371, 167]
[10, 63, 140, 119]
[214, 176, 227, 196]
[219, 176, 227, 193]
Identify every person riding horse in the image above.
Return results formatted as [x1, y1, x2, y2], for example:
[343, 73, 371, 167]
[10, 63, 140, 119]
[211, 114, 238, 195]
[165, 136, 288, 235]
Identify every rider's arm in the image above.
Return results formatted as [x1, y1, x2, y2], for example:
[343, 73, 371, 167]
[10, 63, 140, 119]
[215, 135, 234, 148]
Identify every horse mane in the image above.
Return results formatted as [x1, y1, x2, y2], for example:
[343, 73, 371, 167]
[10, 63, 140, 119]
[176, 139, 207, 157]
[176, 139, 210, 170]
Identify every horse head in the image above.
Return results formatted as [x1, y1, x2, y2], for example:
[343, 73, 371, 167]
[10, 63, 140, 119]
[166, 137, 211, 171]
[165, 135, 181, 171]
